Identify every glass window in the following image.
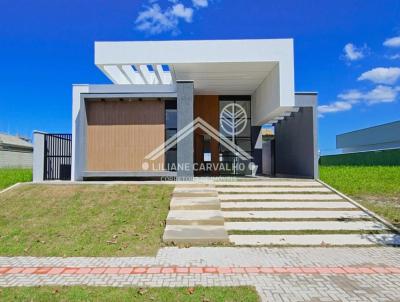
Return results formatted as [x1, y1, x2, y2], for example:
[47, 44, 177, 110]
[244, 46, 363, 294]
[238, 121, 251, 137]
[219, 101, 232, 115]
[165, 150, 177, 171]
[166, 129, 177, 140]
[165, 100, 177, 109]
[235, 100, 251, 116]
[166, 129, 177, 151]
[218, 97, 252, 175]
[166, 109, 177, 129]
[236, 138, 252, 152]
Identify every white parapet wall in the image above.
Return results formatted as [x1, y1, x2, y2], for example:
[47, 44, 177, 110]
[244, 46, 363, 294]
[95, 39, 295, 125]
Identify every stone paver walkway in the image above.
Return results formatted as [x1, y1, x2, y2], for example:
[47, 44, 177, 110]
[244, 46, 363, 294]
[1, 247, 400, 301]
[161, 178, 400, 246]
[216, 178, 400, 246]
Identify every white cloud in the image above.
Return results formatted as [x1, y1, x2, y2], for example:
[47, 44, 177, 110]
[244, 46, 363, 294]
[340, 86, 398, 105]
[135, 1, 208, 35]
[318, 101, 353, 117]
[337, 89, 363, 101]
[192, 0, 208, 7]
[358, 67, 400, 85]
[343, 43, 366, 61]
[383, 36, 400, 48]
[318, 85, 399, 117]
[135, 4, 177, 35]
[387, 54, 400, 60]
[171, 3, 193, 22]
[363, 85, 398, 104]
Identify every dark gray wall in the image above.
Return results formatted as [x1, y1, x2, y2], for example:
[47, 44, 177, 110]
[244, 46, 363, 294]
[274, 107, 315, 178]
[251, 126, 262, 174]
[177, 81, 194, 178]
[262, 140, 275, 176]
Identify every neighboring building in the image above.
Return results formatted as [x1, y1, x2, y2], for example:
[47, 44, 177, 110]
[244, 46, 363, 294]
[0, 133, 33, 168]
[337, 121, 400, 153]
[35, 39, 319, 181]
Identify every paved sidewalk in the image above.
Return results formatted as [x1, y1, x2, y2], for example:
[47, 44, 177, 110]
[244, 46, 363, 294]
[1, 247, 400, 301]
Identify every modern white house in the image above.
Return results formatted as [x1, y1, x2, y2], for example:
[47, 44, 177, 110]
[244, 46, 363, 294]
[34, 39, 318, 181]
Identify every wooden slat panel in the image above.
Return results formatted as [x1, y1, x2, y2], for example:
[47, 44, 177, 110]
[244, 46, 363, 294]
[86, 99, 165, 171]
[194, 95, 219, 175]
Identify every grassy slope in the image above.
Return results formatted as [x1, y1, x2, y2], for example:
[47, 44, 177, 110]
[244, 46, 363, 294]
[0, 184, 173, 256]
[0, 169, 32, 190]
[0, 286, 260, 302]
[320, 166, 400, 227]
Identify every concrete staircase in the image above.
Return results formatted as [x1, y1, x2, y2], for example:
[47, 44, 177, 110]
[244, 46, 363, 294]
[216, 179, 399, 246]
[163, 184, 229, 244]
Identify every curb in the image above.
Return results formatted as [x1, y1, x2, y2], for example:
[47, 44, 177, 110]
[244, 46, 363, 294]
[0, 182, 23, 195]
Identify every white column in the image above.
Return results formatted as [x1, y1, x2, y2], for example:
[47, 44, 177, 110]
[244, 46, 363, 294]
[32, 131, 45, 182]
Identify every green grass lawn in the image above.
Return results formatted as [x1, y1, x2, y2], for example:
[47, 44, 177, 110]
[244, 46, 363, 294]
[0, 184, 173, 256]
[0, 168, 32, 190]
[320, 166, 400, 227]
[0, 286, 260, 302]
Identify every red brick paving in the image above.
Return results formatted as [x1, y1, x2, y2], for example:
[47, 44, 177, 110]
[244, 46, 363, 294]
[147, 267, 162, 274]
[90, 268, 106, 274]
[176, 267, 189, 273]
[132, 267, 147, 274]
[189, 267, 203, 273]
[1, 266, 400, 275]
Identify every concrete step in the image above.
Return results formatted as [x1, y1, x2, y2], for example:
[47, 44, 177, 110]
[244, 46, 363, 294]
[229, 234, 400, 246]
[217, 187, 331, 193]
[167, 210, 225, 225]
[221, 201, 357, 209]
[163, 225, 229, 244]
[175, 183, 214, 188]
[170, 197, 220, 210]
[225, 221, 388, 231]
[223, 210, 370, 219]
[219, 194, 342, 201]
[173, 188, 218, 198]
[215, 181, 323, 187]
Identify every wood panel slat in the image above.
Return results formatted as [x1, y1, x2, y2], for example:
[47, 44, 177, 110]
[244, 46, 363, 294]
[86, 99, 165, 171]
[194, 95, 219, 175]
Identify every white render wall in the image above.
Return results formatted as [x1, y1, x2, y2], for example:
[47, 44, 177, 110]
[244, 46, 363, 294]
[252, 64, 280, 125]
[95, 39, 295, 66]
[95, 39, 295, 124]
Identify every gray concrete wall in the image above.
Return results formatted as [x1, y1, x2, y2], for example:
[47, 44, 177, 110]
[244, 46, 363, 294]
[33, 131, 45, 181]
[251, 126, 262, 174]
[0, 150, 32, 168]
[176, 81, 194, 179]
[262, 141, 274, 176]
[274, 107, 315, 178]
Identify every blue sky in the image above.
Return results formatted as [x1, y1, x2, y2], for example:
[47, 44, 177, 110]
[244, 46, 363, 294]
[0, 0, 399, 153]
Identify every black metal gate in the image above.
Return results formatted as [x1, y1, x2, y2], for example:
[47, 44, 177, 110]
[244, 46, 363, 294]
[44, 134, 72, 180]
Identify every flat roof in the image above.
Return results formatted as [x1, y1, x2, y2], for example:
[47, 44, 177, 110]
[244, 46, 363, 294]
[337, 121, 400, 149]
[94, 39, 294, 95]
[338, 120, 400, 136]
